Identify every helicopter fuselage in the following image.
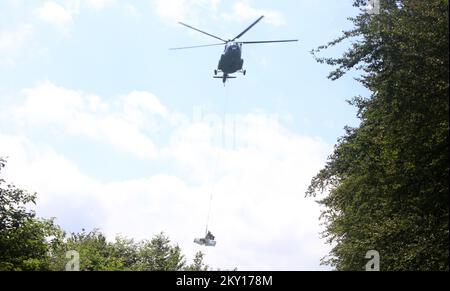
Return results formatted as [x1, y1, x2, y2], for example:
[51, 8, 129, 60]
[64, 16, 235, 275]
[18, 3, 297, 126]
[218, 42, 244, 74]
[171, 15, 298, 84]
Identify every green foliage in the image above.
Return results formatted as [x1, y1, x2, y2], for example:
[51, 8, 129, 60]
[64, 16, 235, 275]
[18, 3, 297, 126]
[308, 0, 449, 271]
[110, 235, 140, 270]
[185, 251, 209, 271]
[0, 158, 64, 271]
[0, 158, 210, 271]
[133, 233, 186, 271]
[49, 229, 126, 271]
[49, 231, 209, 271]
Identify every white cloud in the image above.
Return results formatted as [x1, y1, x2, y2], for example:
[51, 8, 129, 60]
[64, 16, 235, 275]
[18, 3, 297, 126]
[85, 0, 117, 10]
[223, 1, 286, 26]
[124, 4, 142, 18]
[0, 134, 104, 230]
[156, 0, 184, 22]
[33, 0, 120, 35]
[0, 24, 33, 53]
[66, 0, 82, 14]
[1, 82, 331, 270]
[35, 1, 74, 34]
[5, 0, 24, 8]
[151, 0, 285, 27]
[12, 81, 161, 159]
[123, 91, 169, 120]
[160, 113, 330, 270]
[152, 0, 210, 23]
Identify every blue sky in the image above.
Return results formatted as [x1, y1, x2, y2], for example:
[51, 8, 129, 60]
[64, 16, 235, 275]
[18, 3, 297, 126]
[0, 0, 368, 270]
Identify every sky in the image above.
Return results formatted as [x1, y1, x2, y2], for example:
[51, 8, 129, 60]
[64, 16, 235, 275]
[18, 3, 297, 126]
[0, 0, 369, 270]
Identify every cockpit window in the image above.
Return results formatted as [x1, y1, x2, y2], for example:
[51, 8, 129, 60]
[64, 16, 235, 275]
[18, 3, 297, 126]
[225, 42, 239, 52]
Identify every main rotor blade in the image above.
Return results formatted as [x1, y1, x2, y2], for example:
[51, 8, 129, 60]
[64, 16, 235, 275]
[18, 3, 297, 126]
[169, 43, 225, 50]
[233, 15, 265, 41]
[178, 22, 227, 42]
[241, 40, 299, 44]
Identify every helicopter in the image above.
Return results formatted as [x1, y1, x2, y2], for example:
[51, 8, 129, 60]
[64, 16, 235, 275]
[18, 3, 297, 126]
[170, 15, 298, 84]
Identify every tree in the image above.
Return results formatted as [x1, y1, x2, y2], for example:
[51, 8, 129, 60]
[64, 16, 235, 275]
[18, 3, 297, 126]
[307, 0, 449, 270]
[185, 251, 209, 271]
[0, 158, 64, 271]
[110, 235, 140, 270]
[134, 233, 186, 271]
[1, 158, 213, 271]
[49, 229, 126, 271]
[49, 231, 207, 271]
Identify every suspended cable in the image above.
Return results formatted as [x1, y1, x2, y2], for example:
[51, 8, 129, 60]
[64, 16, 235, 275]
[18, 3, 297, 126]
[204, 85, 229, 236]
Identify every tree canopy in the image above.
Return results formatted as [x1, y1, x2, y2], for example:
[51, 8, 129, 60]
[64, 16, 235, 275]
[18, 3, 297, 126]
[308, 0, 449, 270]
[0, 158, 209, 271]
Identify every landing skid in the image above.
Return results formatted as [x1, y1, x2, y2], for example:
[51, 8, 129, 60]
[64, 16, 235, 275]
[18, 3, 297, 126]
[214, 75, 236, 85]
[214, 69, 246, 76]
[213, 69, 246, 85]
[213, 76, 237, 79]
